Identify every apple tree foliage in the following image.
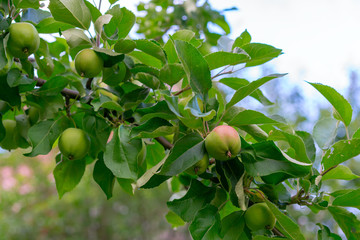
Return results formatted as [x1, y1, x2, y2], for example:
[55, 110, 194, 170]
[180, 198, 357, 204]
[0, 0, 360, 239]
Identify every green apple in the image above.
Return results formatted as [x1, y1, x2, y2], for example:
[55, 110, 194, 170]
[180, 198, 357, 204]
[58, 128, 90, 160]
[244, 202, 276, 231]
[0, 119, 18, 150]
[7, 22, 40, 59]
[185, 153, 209, 175]
[74, 49, 103, 78]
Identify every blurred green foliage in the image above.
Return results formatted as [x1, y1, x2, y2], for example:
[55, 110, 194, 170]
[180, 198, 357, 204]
[0, 149, 190, 240]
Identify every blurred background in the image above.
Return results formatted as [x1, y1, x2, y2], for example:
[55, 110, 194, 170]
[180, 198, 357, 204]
[2, 0, 360, 239]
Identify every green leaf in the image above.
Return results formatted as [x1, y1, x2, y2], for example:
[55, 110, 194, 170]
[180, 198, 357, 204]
[93, 47, 124, 67]
[117, 178, 134, 195]
[145, 139, 166, 167]
[94, 14, 112, 36]
[136, 158, 169, 189]
[7, 69, 34, 87]
[308, 82, 352, 126]
[130, 118, 174, 139]
[174, 40, 212, 97]
[238, 125, 269, 142]
[54, 157, 86, 199]
[93, 153, 115, 199]
[353, 127, 360, 139]
[221, 211, 251, 240]
[204, 51, 249, 70]
[241, 43, 283, 67]
[35, 17, 74, 33]
[131, 64, 159, 77]
[332, 188, 360, 208]
[103, 126, 144, 180]
[62, 28, 92, 49]
[226, 74, 286, 109]
[116, 7, 135, 39]
[265, 199, 306, 240]
[114, 39, 136, 54]
[25, 118, 69, 157]
[232, 29, 251, 49]
[13, 0, 40, 9]
[22, 8, 51, 24]
[219, 77, 273, 106]
[322, 165, 359, 181]
[129, 51, 162, 69]
[159, 63, 185, 86]
[91, 95, 124, 112]
[185, 96, 216, 121]
[253, 236, 286, 240]
[296, 130, 316, 162]
[317, 224, 342, 240]
[82, 115, 111, 159]
[165, 211, 185, 228]
[223, 109, 279, 126]
[134, 72, 160, 89]
[102, 62, 128, 86]
[159, 133, 205, 176]
[37, 76, 69, 96]
[322, 138, 360, 170]
[35, 39, 55, 77]
[328, 206, 360, 240]
[189, 205, 221, 240]
[84, 0, 101, 23]
[0, 37, 7, 70]
[241, 140, 311, 184]
[167, 179, 216, 222]
[134, 39, 166, 64]
[313, 118, 338, 149]
[49, 0, 91, 29]
[0, 75, 21, 107]
[217, 159, 245, 208]
[268, 130, 311, 164]
[136, 101, 177, 122]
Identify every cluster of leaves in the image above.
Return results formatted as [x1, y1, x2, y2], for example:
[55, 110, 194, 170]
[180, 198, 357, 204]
[136, 0, 234, 46]
[1, 0, 360, 239]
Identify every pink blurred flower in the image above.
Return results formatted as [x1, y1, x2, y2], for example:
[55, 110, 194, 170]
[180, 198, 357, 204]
[17, 164, 33, 177]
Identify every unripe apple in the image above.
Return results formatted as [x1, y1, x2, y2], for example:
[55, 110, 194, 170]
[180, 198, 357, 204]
[28, 107, 40, 125]
[244, 202, 276, 231]
[185, 153, 209, 175]
[205, 125, 241, 161]
[7, 22, 40, 59]
[74, 49, 103, 78]
[0, 119, 18, 150]
[58, 128, 90, 160]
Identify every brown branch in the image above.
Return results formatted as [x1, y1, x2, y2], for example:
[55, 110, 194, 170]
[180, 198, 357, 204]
[34, 77, 80, 99]
[321, 165, 337, 176]
[155, 136, 173, 150]
[174, 86, 191, 96]
[272, 227, 285, 237]
[86, 77, 94, 90]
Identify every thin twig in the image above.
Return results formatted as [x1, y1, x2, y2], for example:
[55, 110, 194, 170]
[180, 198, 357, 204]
[321, 165, 337, 176]
[272, 227, 285, 237]
[35, 77, 80, 99]
[86, 78, 94, 90]
[174, 86, 191, 96]
[155, 136, 173, 149]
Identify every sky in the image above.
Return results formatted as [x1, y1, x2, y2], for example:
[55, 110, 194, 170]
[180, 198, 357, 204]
[113, 0, 360, 113]
[208, 0, 360, 98]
